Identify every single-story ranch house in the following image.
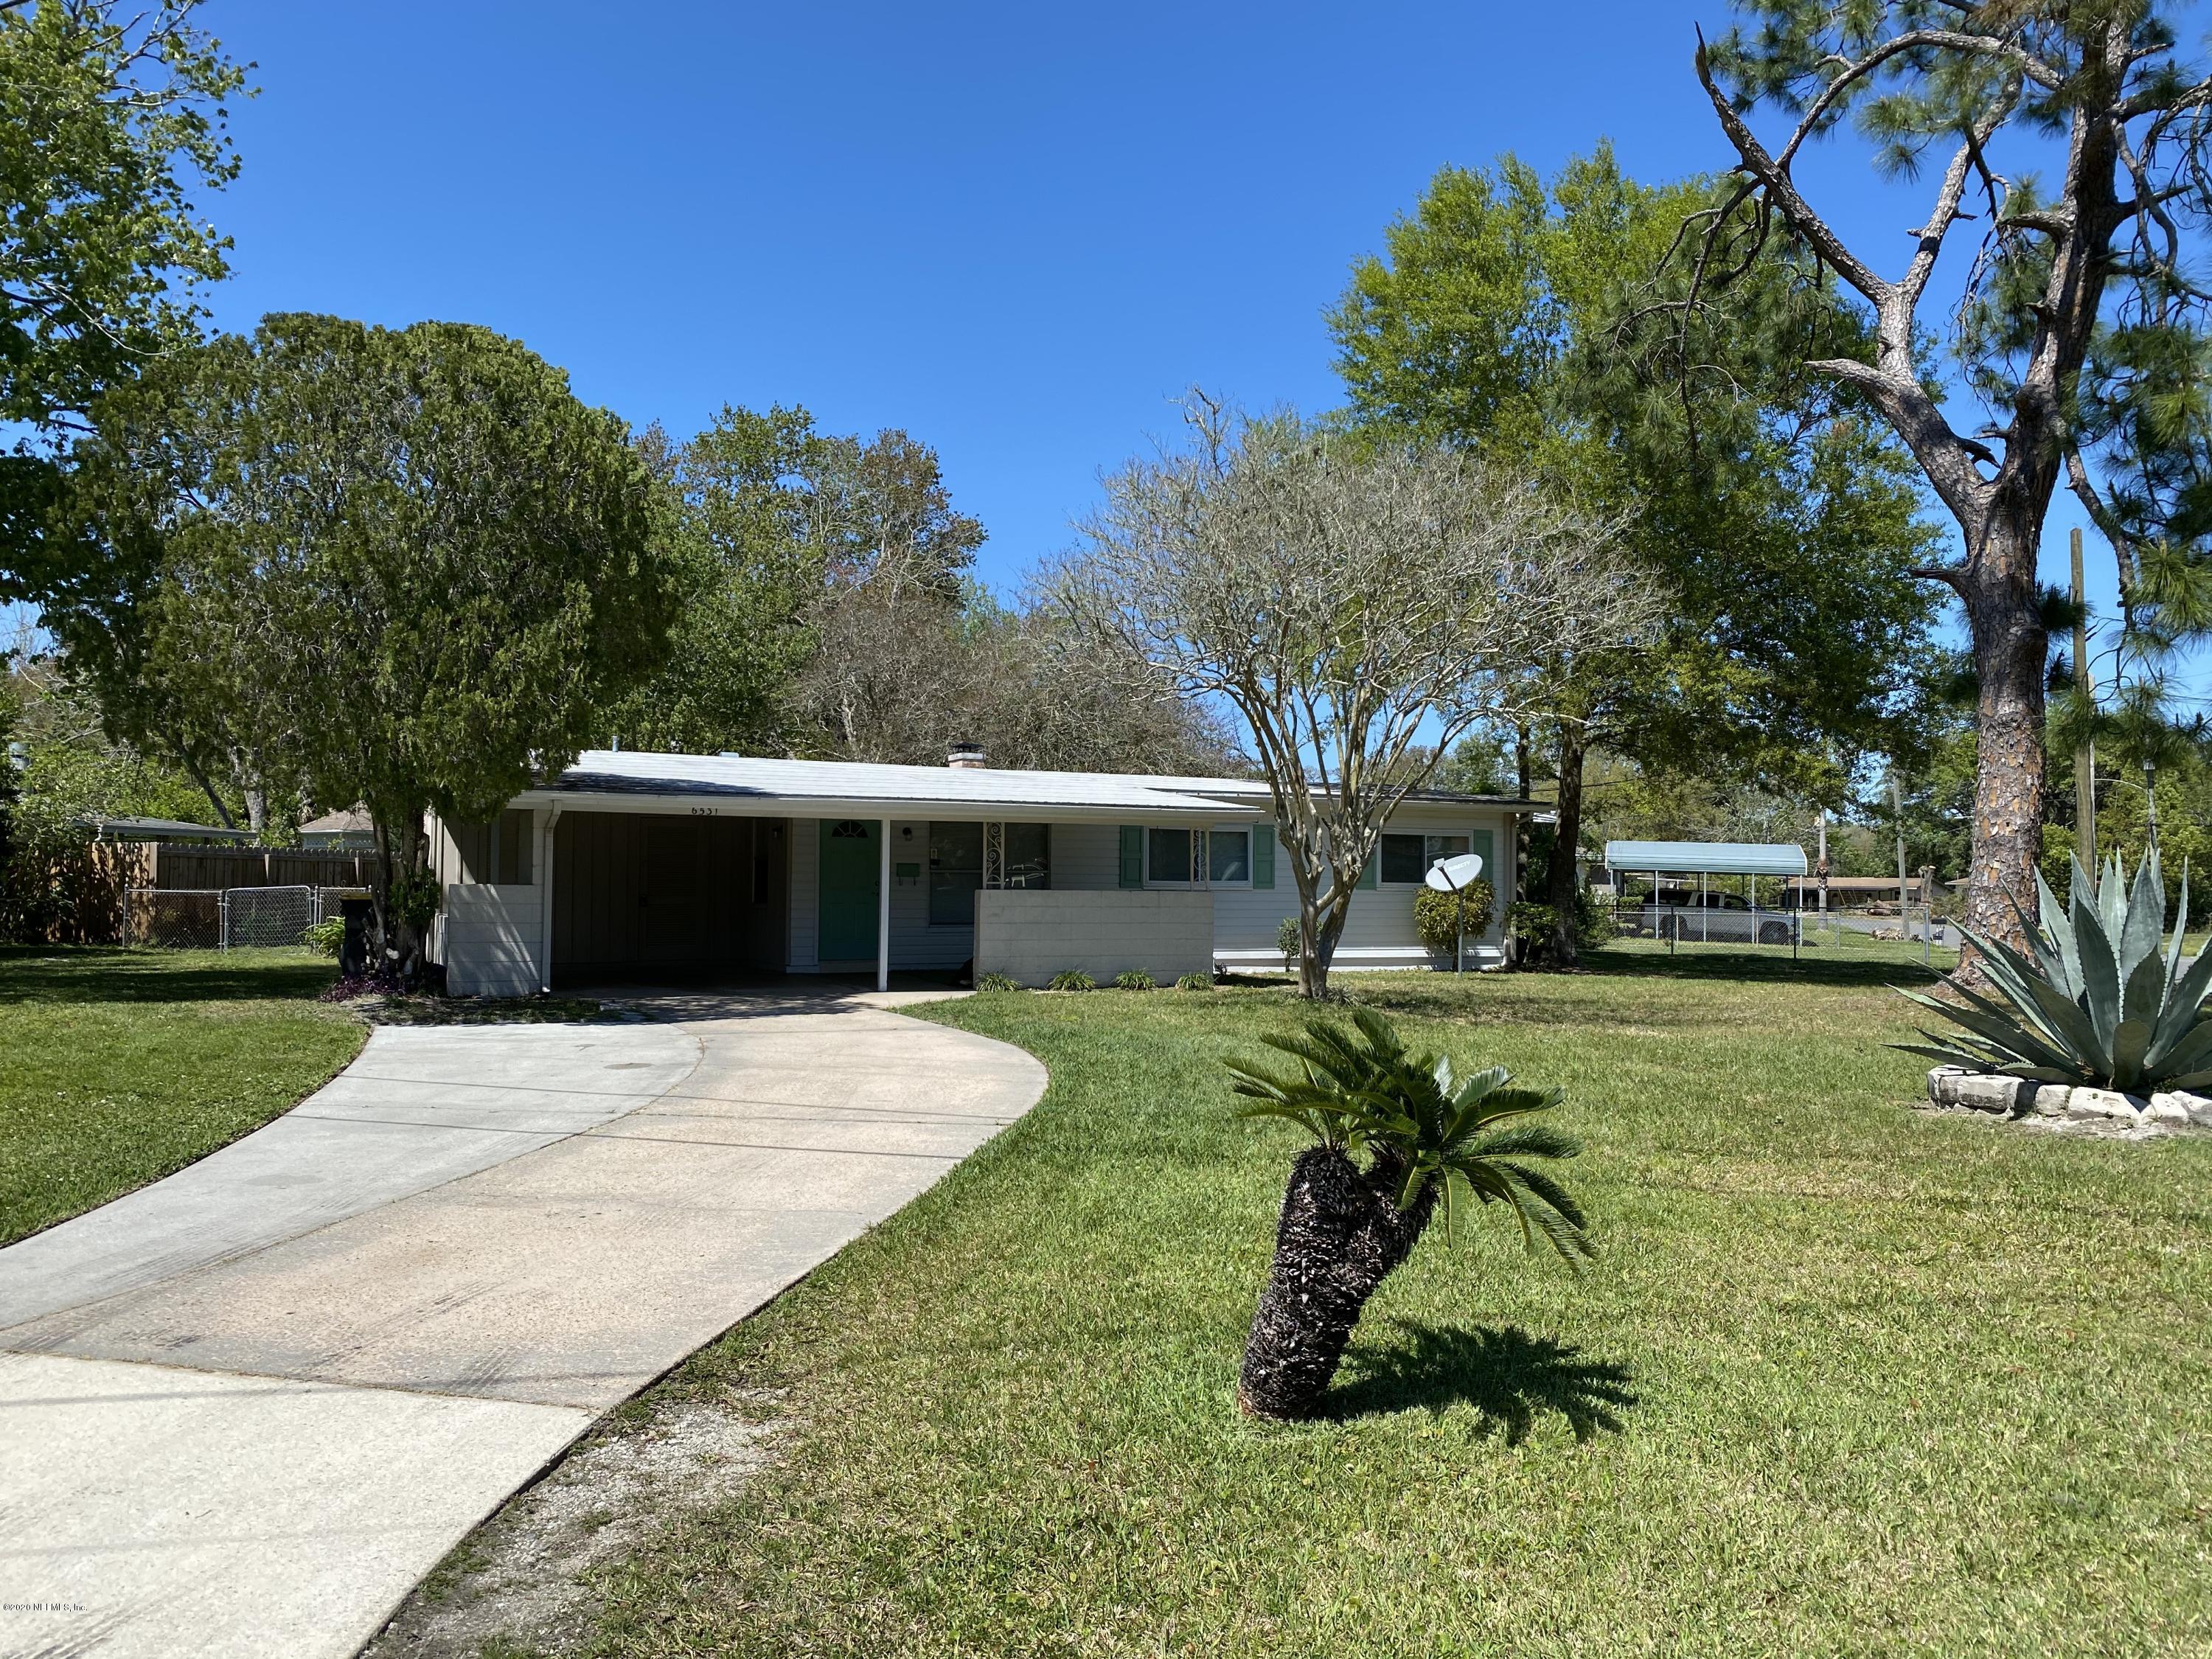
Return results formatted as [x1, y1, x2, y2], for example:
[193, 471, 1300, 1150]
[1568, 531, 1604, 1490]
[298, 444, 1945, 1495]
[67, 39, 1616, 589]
[428, 748, 1529, 995]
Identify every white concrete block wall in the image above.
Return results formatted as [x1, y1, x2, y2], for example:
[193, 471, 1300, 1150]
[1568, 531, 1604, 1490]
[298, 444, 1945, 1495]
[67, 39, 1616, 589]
[442, 884, 544, 996]
[975, 890, 1214, 987]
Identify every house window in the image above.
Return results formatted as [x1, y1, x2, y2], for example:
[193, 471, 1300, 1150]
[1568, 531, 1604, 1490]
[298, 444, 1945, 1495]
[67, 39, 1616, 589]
[1208, 827, 1251, 884]
[1380, 832, 1470, 886]
[928, 823, 1051, 925]
[1147, 827, 1194, 885]
[928, 823, 983, 926]
[1003, 823, 1050, 889]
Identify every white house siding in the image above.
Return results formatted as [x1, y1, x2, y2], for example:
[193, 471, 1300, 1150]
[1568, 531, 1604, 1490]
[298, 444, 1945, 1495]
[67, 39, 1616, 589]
[1210, 804, 1517, 973]
[976, 890, 1213, 986]
[1049, 821, 1122, 891]
[888, 819, 973, 971]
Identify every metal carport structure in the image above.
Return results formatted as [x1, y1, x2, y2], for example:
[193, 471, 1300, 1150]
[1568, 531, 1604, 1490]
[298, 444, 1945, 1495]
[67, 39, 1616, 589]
[1602, 840, 1811, 955]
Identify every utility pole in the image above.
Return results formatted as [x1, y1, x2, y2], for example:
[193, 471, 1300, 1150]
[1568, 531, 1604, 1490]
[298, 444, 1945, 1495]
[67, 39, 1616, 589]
[1816, 809, 1830, 945]
[2072, 526, 2096, 873]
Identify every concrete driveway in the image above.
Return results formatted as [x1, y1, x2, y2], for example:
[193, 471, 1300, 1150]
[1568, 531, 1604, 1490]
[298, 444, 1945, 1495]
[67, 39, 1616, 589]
[0, 987, 1046, 1659]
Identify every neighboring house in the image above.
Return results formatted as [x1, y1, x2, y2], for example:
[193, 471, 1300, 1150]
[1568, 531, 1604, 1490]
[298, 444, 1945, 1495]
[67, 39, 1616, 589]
[428, 748, 1530, 995]
[298, 807, 377, 851]
[81, 815, 257, 845]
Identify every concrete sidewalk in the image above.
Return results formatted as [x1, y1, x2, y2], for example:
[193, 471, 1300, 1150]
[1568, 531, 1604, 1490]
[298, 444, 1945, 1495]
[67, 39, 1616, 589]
[0, 989, 1046, 1659]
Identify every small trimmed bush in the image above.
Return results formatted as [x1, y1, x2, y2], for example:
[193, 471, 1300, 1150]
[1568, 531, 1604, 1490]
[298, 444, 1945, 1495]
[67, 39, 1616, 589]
[1175, 971, 1212, 992]
[303, 917, 346, 958]
[1413, 880, 1495, 953]
[1113, 970, 1156, 991]
[975, 972, 1020, 992]
[1048, 970, 1097, 992]
[1277, 914, 1301, 971]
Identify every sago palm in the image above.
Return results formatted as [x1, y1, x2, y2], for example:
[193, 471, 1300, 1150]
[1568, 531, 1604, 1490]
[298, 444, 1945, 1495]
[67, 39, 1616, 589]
[1226, 1007, 1591, 1419]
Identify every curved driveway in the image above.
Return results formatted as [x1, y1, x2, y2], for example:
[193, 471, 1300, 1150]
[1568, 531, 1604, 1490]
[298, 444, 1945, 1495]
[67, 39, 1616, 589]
[0, 987, 1045, 1659]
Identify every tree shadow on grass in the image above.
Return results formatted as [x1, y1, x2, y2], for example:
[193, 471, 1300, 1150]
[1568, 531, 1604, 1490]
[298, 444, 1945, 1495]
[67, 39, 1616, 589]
[1329, 1321, 1637, 1444]
[1579, 945, 1947, 990]
[0, 945, 336, 1006]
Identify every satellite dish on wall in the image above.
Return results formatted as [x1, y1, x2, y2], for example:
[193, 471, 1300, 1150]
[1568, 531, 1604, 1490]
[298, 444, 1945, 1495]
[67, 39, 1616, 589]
[1425, 852, 1485, 892]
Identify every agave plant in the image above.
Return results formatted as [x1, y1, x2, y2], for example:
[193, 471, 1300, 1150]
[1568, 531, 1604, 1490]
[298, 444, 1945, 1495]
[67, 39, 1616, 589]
[1899, 848, 2212, 1093]
[1226, 1008, 1591, 1419]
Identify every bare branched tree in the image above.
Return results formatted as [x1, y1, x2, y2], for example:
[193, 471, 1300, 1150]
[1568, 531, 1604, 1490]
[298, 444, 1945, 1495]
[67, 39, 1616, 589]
[791, 566, 1242, 774]
[1060, 400, 1661, 997]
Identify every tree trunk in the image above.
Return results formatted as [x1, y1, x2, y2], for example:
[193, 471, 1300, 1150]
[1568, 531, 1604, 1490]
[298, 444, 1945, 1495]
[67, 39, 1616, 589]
[1545, 726, 1587, 970]
[1296, 889, 1349, 1000]
[1514, 724, 1532, 800]
[1959, 515, 2049, 967]
[368, 805, 435, 987]
[1238, 1144, 1437, 1419]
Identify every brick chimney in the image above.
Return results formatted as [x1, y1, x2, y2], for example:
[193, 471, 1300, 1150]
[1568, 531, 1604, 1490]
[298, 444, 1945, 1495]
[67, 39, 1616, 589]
[947, 740, 987, 770]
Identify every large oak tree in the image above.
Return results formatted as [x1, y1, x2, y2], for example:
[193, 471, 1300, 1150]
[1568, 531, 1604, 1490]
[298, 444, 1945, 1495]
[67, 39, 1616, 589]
[56, 314, 680, 977]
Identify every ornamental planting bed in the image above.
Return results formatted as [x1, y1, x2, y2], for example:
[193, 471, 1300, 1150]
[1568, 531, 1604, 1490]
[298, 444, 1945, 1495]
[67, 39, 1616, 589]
[1925, 1065, 2212, 1132]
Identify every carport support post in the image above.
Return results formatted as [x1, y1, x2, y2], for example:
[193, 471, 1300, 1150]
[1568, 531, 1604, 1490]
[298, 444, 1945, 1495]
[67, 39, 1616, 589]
[877, 818, 891, 992]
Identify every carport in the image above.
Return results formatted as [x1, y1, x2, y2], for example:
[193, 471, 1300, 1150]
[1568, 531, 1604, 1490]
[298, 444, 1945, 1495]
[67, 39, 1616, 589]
[1602, 839, 1810, 954]
[549, 812, 790, 983]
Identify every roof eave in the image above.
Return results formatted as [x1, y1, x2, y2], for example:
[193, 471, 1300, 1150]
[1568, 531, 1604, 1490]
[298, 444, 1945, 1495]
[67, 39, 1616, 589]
[509, 787, 1237, 824]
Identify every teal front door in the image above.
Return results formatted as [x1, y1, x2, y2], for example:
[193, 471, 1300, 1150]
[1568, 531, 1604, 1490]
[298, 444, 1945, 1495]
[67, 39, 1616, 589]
[818, 818, 880, 963]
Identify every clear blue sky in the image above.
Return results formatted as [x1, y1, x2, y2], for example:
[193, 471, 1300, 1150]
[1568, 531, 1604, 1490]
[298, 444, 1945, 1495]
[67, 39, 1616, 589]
[10, 0, 2153, 693]
[187, 1, 2112, 606]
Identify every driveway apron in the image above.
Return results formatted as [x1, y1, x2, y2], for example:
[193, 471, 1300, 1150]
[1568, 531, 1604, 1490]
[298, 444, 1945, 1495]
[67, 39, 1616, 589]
[0, 988, 1045, 1659]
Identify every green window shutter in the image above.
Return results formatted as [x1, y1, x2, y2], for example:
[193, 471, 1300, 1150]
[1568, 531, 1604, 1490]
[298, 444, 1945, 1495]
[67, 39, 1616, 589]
[1356, 846, 1377, 890]
[1251, 824, 1274, 890]
[1119, 826, 1143, 888]
[1470, 827, 1494, 882]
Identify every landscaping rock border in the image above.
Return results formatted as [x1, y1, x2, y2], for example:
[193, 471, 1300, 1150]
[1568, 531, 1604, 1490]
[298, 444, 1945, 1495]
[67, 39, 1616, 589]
[1924, 1066, 2212, 1132]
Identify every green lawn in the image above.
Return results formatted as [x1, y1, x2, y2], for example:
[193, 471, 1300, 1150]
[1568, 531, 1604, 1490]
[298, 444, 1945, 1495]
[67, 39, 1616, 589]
[585, 952, 2212, 1658]
[0, 947, 365, 1245]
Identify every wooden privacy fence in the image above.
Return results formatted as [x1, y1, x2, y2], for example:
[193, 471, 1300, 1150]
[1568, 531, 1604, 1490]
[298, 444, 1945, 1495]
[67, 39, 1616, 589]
[0, 841, 376, 945]
[0, 841, 128, 945]
[112, 844, 375, 891]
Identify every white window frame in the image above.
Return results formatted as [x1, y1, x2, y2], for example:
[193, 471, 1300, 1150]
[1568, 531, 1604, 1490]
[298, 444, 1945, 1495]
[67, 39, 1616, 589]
[1144, 823, 1262, 889]
[1203, 822, 1256, 889]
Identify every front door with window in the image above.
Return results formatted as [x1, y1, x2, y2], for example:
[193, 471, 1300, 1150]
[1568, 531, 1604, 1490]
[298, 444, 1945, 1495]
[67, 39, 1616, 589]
[818, 819, 880, 962]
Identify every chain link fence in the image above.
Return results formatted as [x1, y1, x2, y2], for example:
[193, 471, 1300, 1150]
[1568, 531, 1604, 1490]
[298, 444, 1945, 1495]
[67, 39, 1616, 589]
[1610, 900, 1802, 950]
[122, 884, 348, 951]
[1603, 896, 1950, 967]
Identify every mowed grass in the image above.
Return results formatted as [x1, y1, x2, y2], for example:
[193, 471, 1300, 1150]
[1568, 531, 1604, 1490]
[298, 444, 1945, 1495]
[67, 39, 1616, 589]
[0, 947, 364, 1245]
[584, 950, 2212, 1658]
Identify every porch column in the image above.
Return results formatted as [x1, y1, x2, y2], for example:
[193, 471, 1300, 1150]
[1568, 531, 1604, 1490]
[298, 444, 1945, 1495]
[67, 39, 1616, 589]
[878, 817, 891, 992]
